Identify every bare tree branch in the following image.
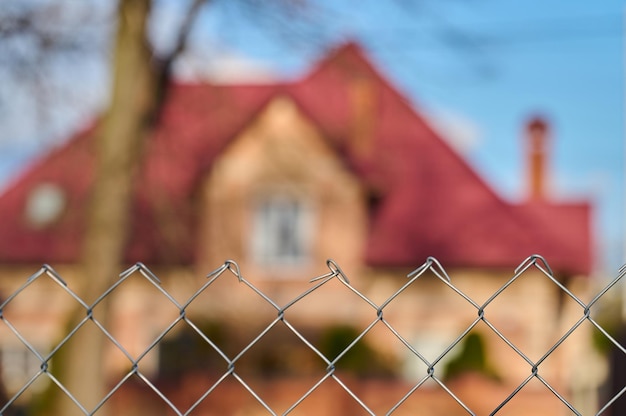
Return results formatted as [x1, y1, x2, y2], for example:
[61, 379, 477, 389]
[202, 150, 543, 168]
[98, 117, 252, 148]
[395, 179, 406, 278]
[152, 0, 209, 120]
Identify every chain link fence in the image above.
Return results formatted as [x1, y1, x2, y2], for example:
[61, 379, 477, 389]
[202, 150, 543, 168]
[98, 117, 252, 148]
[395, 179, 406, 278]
[0, 255, 625, 415]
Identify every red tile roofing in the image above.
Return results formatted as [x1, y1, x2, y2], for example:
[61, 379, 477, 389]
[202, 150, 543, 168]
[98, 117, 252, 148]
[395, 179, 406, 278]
[0, 42, 592, 275]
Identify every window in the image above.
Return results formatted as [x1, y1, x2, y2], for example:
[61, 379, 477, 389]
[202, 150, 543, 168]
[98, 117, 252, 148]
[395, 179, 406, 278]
[1, 344, 47, 394]
[251, 196, 311, 267]
[24, 183, 66, 228]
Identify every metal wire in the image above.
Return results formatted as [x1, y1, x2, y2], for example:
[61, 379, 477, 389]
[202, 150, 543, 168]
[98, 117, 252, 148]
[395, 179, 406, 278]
[0, 256, 624, 415]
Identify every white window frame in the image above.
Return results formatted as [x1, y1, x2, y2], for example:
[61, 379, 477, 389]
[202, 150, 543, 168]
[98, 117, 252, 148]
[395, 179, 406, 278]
[250, 194, 313, 269]
[1, 343, 47, 394]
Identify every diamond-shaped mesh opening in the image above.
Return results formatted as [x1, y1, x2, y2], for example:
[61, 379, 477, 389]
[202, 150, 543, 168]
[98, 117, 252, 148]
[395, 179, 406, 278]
[235, 322, 325, 378]
[533, 273, 591, 352]
[89, 269, 182, 361]
[183, 267, 279, 338]
[156, 318, 232, 380]
[480, 266, 582, 363]
[1, 270, 80, 356]
[438, 326, 503, 377]
[477, 323, 535, 389]
[380, 268, 481, 358]
[283, 274, 375, 329]
[45, 318, 125, 410]
[155, 267, 207, 306]
[227, 323, 329, 413]
[318, 322, 410, 413]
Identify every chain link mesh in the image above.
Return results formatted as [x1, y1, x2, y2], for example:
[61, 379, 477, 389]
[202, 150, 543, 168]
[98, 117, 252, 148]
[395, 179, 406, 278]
[0, 256, 624, 415]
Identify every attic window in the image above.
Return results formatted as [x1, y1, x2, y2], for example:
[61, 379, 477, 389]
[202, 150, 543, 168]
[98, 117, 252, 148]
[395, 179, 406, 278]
[25, 183, 66, 228]
[250, 195, 312, 268]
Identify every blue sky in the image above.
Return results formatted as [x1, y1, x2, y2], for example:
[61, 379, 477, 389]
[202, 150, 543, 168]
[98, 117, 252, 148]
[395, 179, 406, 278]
[0, 0, 624, 273]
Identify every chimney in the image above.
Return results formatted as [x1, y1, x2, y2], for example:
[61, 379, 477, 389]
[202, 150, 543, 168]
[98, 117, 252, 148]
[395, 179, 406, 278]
[349, 73, 377, 157]
[526, 116, 549, 201]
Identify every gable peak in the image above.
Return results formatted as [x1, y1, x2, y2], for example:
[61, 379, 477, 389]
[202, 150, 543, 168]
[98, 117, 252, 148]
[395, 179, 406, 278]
[303, 40, 379, 81]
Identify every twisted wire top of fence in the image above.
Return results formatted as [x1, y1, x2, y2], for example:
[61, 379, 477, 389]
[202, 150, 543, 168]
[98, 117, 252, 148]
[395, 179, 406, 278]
[1, 255, 625, 415]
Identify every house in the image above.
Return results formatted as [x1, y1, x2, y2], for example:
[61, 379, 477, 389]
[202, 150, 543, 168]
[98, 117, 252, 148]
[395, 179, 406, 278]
[0, 42, 595, 414]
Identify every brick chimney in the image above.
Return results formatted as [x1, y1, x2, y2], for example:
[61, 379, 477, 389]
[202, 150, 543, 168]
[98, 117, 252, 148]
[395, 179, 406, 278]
[526, 116, 549, 201]
[349, 73, 377, 157]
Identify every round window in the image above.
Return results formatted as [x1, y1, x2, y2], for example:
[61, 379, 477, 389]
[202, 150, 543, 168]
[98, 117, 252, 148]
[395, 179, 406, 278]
[25, 183, 66, 228]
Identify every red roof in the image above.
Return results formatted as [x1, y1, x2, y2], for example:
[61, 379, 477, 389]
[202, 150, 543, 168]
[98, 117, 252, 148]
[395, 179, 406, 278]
[0, 42, 593, 275]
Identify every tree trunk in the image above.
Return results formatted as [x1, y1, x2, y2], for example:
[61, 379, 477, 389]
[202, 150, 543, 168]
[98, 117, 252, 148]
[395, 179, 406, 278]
[55, 1, 156, 415]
